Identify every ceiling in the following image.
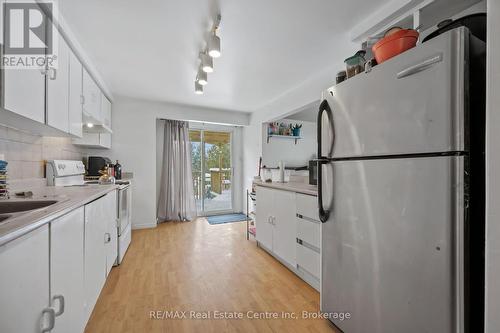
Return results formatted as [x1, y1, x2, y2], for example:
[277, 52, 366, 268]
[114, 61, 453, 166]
[59, 0, 388, 113]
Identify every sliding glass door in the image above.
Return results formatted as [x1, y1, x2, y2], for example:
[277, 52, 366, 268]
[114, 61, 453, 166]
[190, 129, 233, 215]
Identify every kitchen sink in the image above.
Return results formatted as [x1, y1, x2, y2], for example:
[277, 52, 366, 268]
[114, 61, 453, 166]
[0, 200, 58, 214]
[0, 215, 12, 223]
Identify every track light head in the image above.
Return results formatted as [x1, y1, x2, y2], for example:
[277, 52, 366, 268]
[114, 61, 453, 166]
[196, 69, 208, 85]
[195, 81, 204, 94]
[200, 53, 213, 73]
[208, 34, 221, 58]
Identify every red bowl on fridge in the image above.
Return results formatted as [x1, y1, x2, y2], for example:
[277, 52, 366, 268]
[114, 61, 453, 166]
[372, 29, 419, 64]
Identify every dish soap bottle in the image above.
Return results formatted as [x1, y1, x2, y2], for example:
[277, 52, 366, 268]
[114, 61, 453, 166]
[114, 160, 122, 180]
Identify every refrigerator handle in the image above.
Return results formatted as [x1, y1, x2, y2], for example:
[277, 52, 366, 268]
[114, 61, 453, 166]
[316, 99, 334, 223]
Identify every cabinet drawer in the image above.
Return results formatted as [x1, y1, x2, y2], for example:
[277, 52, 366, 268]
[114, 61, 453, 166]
[296, 193, 319, 221]
[296, 243, 320, 278]
[296, 216, 320, 249]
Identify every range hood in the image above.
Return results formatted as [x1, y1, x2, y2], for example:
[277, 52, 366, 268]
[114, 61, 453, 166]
[82, 111, 113, 134]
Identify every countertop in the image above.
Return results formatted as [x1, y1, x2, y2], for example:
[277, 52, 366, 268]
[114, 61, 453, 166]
[0, 184, 119, 246]
[253, 180, 318, 196]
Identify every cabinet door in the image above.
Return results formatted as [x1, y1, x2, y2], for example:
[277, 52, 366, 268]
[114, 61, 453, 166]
[99, 133, 112, 149]
[82, 69, 101, 122]
[47, 27, 70, 133]
[69, 49, 83, 137]
[72, 133, 111, 149]
[100, 95, 112, 130]
[84, 197, 107, 322]
[2, 2, 46, 124]
[273, 189, 297, 267]
[51, 207, 85, 333]
[0, 225, 50, 333]
[104, 190, 118, 275]
[255, 186, 274, 250]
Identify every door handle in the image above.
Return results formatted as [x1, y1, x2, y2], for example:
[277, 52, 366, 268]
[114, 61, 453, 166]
[48, 67, 57, 80]
[41, 307, 55, 333]
[104, 232, 111, 243]
[396, 53, 443, 79]
[317, 100, 333, 223]
[52, 294, 65, 316]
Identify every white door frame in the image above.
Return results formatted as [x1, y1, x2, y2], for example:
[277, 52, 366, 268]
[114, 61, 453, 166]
[189, 122, 240, 216]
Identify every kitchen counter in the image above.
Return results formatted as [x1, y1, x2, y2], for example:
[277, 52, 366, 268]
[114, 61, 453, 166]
[0, 184, 118, 246]
[253, 180, 318, 196]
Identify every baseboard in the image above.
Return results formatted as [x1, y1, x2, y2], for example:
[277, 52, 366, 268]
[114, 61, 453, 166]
[132, 223, 157, 230]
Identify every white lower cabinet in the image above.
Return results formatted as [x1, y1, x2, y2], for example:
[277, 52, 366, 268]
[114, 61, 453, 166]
[256, 186, 296, 268]
[104, 190, 118, 274]
[84, 195, 107, 322]
[0, 225, 50, 333]
[0, 191, 118, 333]
[272, 189, 297, 267]
[255, 186, 274, 250]
[50, 207, 85, 333]
[84, 190, 118, 321]
[256, 187, 321, 290]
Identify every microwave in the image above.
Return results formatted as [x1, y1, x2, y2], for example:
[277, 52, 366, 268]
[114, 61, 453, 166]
[308, 160, 318, 185]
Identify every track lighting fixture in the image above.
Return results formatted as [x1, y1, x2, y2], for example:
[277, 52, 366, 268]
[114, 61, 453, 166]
[194, 14, 221, 93]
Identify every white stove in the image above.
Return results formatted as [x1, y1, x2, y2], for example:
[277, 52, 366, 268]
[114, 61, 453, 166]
[46, 160, 132, 265]
[46, 160, 86, 186]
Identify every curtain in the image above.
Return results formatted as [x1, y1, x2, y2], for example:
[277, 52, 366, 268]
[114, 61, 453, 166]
[157, 120, 196, 222]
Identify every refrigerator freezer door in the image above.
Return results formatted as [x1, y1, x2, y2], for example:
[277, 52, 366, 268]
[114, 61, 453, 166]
[321, 156, 465, 333]
[322, 27, 467, 159]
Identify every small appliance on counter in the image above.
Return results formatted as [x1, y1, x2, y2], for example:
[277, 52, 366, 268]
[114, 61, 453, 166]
[87, 156, 112, 177]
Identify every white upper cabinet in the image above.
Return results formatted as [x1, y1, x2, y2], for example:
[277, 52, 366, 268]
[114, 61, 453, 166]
[101, 95, 112, 131]
[69, 49, 83, 138]
[3, 66, 46, 123]
[73, 132, 111, 149]
[2, 2, 46, 124]
[82, 69, 102, 123]
[47, 27, 70, 133]
[1, 3, 111, 139]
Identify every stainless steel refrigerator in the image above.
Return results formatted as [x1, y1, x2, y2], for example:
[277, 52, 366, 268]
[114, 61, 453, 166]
[318, 27, 485, 333]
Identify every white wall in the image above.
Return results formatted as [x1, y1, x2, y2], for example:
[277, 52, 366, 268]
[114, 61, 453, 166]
[485, 0, 500, 331]
[104, 96, 249, 229]
[242, 121, 263, 192]
[261, 120, 316, 168]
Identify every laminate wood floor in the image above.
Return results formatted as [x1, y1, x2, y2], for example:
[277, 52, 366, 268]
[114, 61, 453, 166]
[85, 219, 339, 333]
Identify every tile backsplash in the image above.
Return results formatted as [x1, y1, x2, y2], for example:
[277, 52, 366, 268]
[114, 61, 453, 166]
[0, 124, 87, 179]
